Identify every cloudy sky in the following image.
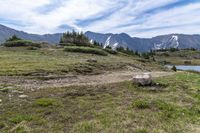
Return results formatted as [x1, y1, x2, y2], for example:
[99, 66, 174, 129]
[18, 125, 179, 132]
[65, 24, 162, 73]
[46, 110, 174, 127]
[0, 0, 200, 37]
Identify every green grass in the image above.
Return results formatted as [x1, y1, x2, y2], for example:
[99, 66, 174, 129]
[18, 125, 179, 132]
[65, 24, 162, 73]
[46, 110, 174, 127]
[0, 47, 162, 76]
[132, 99, 150, 109]
[64, 46, 108, 56]
[0, 72, 200, 132]
[9, 115, 34, 124]
[135, 128, 148, 133]
[35, 98, 59, 107]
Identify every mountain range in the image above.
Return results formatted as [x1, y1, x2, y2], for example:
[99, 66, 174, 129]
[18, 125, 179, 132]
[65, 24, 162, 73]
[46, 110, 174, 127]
[1, 24, 200, 51]
[85, 31, 200, 52]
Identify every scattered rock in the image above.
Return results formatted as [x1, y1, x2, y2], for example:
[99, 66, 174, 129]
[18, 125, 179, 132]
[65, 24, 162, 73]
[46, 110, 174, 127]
[12, 90, 24, 94]
[132, 73, 152, 86]
[6, 86, 13, 89]
[87, 58, 97, 63]
[19, 95, 28, 98]
[0, 86, 14, 92]
[0, 99, 2, 103]
[8, 94, 12, 98]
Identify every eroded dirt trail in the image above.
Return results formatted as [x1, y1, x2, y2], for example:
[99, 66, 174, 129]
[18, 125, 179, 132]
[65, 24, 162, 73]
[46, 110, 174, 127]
[0, 70, 175, 90]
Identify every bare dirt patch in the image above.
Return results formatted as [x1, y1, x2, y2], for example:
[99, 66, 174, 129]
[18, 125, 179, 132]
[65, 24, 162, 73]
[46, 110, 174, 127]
[0, 70, 175, 90]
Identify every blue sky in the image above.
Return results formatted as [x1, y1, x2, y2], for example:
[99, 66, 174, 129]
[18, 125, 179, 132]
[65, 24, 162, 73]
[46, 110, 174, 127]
[0, 0, 200, 37]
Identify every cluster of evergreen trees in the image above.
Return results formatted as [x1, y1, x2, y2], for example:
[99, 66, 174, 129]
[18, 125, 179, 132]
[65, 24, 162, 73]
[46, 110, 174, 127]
[6, 35, 22, 42]
[116, 46, 139, 56]
[116, 46, 156, 60]
[60, 31, 90, 46]
[155, 47, 197, 52]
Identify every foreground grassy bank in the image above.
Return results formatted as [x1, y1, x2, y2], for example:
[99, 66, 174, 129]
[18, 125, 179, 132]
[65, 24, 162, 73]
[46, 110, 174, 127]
[0, 72, 200, 132]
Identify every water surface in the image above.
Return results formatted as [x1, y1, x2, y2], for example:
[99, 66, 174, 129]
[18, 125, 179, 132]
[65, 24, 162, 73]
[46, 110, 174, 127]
[167, 65, 200, 72]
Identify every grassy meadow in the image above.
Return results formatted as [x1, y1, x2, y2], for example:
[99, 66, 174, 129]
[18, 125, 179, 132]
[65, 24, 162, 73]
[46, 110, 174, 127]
[0, 72, 200, 132]
[0, 45, 200, 133]
[0, 46, 162, 76]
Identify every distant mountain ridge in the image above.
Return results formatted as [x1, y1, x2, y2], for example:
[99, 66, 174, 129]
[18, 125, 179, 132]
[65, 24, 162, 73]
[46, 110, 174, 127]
[85, 31, 200, 52]
[0, 24, 62, 44]
[1, 24, 200, 51]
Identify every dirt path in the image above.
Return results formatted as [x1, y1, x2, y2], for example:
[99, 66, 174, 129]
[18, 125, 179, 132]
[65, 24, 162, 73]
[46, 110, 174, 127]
[0, 70, 175, 90]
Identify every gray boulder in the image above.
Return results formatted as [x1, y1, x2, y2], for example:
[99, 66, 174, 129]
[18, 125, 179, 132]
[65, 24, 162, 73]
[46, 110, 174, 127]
[132, 73, 152, 86]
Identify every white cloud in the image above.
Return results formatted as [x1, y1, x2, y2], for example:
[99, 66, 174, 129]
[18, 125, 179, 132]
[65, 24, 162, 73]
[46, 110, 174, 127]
[0, 0, 199, 37]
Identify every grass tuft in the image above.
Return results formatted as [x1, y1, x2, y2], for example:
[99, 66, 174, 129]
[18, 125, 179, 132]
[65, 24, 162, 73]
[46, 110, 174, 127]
[135, 128, 148, 133]
[73, 121, 96, 133]
[0, 122, 5, 129]
[132, 99, 150, 109]
[35, 98, 58, 107]
[9, 115, 34, 124]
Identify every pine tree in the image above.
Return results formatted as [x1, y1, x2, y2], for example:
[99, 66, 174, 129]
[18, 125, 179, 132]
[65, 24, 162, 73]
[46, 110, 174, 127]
[6, 35, 21, 42]
[60, 31, 90, 46]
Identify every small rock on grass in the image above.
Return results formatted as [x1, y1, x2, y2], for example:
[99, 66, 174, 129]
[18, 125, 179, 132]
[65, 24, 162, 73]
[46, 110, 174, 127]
[0, 99, 2, 103]
[19, 95, 28, 98]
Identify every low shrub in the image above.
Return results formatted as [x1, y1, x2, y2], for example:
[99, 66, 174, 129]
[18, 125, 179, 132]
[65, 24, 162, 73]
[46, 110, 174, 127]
[0, 87, 9, 93]
[184, 60, 192, 65]
[0, 122, 5, 129]
[104, 48, 118, 55]
[60, 43, 92, 47]
[132, 99, 150, 109]
[3, 40, 41, 48]
[27, 46, 38, 50]
[64, 46, 108, 56]
[9, 115, 34, 124]
[171, 66, 177, 72]
[35, 98, 58, 107]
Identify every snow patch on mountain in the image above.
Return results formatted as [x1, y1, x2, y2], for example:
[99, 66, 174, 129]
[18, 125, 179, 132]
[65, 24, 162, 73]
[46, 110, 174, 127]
[104, 36, 112, 48]
[90, 39, 93, 44]
[112, 43, 119, 50]
[170, 35, 179, 48]
[154, 43, 163, 50]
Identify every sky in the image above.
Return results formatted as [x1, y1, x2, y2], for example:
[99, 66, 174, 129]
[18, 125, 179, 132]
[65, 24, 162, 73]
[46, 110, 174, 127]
[0, 0, 200, 37]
